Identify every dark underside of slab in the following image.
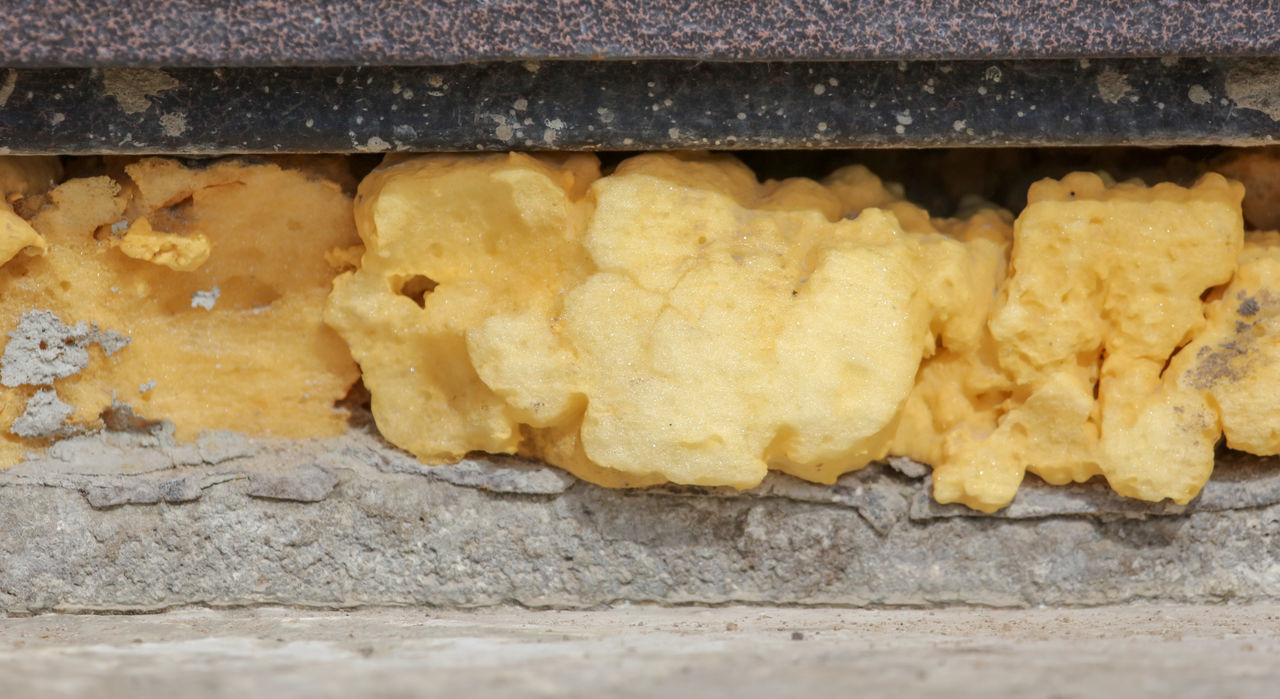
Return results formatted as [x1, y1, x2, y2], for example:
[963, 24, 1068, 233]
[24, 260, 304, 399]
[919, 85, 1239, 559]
[4, 58, 1280, 153]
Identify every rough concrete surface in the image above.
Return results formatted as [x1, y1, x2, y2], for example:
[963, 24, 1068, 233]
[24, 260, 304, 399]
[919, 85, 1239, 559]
[3, 418, 1280, 613]
[1, 605, 1278, 698]
[0, 309, 129, 388]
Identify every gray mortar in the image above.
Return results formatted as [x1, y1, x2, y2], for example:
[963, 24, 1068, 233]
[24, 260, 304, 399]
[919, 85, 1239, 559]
[4, 418, 1280, 614]
[10, 388, 74, 439]
[0, 309, 129, 387]
[190, 286, 220, 310]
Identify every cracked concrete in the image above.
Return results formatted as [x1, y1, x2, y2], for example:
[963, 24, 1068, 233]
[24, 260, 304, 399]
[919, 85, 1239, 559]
[3, 417, 1280, 613]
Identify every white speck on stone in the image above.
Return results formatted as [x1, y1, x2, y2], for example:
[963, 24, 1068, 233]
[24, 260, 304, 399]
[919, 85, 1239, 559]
[895, 112, 913, 126]
[978, 86, 988, 95]
[828, 77, 838, 86]
[894, 125, 905, 134]
[522, 61, 541, 73]
[736, 112, 746, 120]
[191, 286, 220, 311]
[596, 107, 614, 123]
[514, 98, 528, 111]
[817, 122, 828, 131]
[1160, 56, 1179, 67]
[361, 136, 391, 151]
[952, 120, 966, 132]
[1188, 84, 1212, 105]
[668, 127, 681, 139]
[427, 74, 443, 88]
[495, 124, 514, 141]
[139, 380, 156, 393]
[50, 112, 65, 126]
[545, 118, 565, 130]
[813, 84, 826, 95]
[305, 118, 314, 128]
[984, 66, 1003, 83]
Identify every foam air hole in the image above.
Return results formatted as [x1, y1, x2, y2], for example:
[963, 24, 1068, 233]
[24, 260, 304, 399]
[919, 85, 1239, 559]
[396, 274, 437, 308]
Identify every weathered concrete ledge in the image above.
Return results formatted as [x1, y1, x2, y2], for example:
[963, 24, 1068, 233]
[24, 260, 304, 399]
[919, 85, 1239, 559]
[3, 421, 1280, 614]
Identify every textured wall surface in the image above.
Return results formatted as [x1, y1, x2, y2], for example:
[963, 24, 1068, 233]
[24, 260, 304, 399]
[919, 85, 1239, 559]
[3, 423, 1279, 614]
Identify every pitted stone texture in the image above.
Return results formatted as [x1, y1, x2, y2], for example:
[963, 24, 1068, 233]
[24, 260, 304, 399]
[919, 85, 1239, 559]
[2, 424, 1280, 613]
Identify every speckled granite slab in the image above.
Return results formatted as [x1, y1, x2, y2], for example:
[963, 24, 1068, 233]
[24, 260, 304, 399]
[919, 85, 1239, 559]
[1, 0, 1277, 67]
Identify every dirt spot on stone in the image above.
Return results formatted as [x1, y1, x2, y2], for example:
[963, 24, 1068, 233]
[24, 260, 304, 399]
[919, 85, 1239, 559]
[1226, 59, 1280, 121]
[101, 68, 180, 115]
